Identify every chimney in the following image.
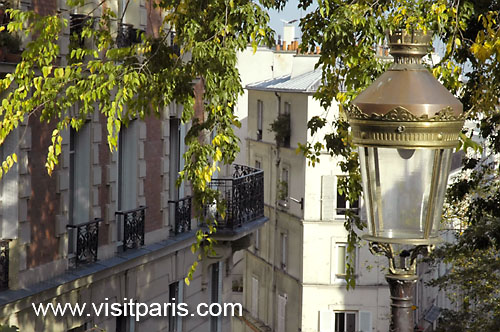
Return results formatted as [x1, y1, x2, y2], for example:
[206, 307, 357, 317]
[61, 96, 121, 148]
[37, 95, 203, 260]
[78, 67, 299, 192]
[283, 24, 295, 48]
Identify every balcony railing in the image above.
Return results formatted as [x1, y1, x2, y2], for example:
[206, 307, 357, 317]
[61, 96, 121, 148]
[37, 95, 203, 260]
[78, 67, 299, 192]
[169, 196, 192, 235]
[116, 206, 146, 251]
[67, 219, 101, 266]
[205, 164, 264, 230]
[0, 240, 9, 290]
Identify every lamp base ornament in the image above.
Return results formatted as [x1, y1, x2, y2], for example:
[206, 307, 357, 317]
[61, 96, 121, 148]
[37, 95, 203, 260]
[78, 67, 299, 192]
[368, 241, 434, 332]
[386, 273, 417, 332]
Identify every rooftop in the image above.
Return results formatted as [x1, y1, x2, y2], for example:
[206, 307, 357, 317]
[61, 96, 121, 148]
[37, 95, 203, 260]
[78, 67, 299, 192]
[246, 69, 322, 93]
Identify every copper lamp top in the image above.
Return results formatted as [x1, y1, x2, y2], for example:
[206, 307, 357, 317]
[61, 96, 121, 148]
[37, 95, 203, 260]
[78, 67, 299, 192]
[352, 30, 463, 118]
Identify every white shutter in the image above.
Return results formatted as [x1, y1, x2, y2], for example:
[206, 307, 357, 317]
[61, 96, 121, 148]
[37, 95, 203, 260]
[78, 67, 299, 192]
[218, 262, 223, 303]
[321, 176, 335, 220]
[251, 277, 258, 317]
[319, 310, 334, 332]
[177, 281, 184, 331]
[359, 311, 372, 332]
[277, 294, 287, 332]
[129, 313, 136, 332]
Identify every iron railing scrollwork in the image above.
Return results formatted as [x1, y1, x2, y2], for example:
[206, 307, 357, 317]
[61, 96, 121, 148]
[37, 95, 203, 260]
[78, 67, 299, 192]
[0, 240, 9, 290]
[206, 164, 264, 230]
[169, 196, 192, 235]
[67, 219, 101, 266]
[116, 206, 146, 251]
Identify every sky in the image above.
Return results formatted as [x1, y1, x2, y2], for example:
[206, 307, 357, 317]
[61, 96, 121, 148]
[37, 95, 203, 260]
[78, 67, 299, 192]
[267, 0, 317, 42]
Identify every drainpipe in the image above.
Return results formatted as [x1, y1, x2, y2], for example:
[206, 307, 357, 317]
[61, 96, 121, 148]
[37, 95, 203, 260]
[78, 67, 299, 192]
[270, 91, 281, 330]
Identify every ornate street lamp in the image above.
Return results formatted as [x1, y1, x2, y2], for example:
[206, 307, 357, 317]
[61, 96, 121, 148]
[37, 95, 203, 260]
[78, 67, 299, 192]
[346, 30, 465, 332]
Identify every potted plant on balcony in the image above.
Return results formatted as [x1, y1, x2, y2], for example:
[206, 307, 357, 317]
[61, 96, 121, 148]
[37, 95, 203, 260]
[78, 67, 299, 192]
[0, 30, 21, 62]
[0, 0, 21, 62]
[269, 113, 291, 147]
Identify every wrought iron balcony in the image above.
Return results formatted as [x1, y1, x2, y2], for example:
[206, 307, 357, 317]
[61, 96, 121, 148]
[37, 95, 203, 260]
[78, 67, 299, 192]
[205, 164, 264, 231]
[169, 196, 192, 235]
[0, 240, 9, 290]
[67, 219, 101, 266]
[116, 206, 146, 251]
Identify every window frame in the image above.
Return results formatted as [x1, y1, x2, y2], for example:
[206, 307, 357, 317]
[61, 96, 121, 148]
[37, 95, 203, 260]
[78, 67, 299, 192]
[251, 276, 259, 318]
[257, 100, 263, 141]
[333, 242, 357, 281]
[284, 101, 291, 115]
[254, 227, 260, 252]
[334, 311, 357, 332]
[277, 293, 287, 332]
[278, 165, 289, 207]
[280, 232, 287, 271]
[335, 176, 359, 218]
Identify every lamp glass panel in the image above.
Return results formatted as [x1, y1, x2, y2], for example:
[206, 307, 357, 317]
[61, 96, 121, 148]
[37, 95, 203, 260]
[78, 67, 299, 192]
[359, 147, 452, 240]
[431, 148, 452, 231]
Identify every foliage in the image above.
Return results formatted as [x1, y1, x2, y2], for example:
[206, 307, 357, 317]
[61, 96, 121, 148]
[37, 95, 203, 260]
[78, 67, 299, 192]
[296, 0, 500, 304]
[269, 112, 290, 147]
[426, 153, 500, 331]
[0, 0, 283, 283]
[0, 0, 498, 322]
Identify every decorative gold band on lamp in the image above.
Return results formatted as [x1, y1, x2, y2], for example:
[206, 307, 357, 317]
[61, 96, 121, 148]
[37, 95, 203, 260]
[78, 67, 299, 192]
[348, 30, 465, 245]
[347, 105, 465, 149]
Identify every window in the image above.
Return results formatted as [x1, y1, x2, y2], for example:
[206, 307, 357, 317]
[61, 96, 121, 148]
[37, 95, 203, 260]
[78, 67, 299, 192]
[320, 311, 370, 332]
[169, 281, 183, 332]
[278, 167, 289, 206]
[69, 124, 91, 254]
[254, 228, 260, 252]
[169, 117, 186, 229]
[169, 118, 181, 202]
[336, 176, 359, 216]
[284, 101, 291, 115]
[336, 243, 355, 277]
[277, 294, 287, 332]
[257, 100, 263, 141]
[334, 312, 356, 332]
[280, 233, 287, 270]
[251, 276, 258, 318]
[117, 120, 138, 244]
[118, 120, 138, 212]
[210, 262, 222, 332]
[116, 304, 136, 332]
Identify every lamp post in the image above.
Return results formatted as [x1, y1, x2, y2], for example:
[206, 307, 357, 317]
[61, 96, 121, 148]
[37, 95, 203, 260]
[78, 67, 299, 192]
[346, 30, 465, 332]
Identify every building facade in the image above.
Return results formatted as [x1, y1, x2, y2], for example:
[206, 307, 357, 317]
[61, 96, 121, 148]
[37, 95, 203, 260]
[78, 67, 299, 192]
[232, 64, 392, 332]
